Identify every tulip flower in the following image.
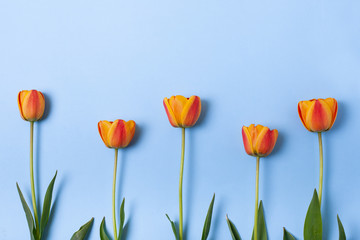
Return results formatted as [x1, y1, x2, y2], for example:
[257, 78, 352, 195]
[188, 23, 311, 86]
[164, 95, 215, 240]
[16, 90, 92, 240]
[297, 98, 337, 205]
[163, 95, 201, 128]
[16, 90, 46, 239]
[98, 119, 136, 240]
[293, 98, 345, 240]
[18, 90, 45, 122]
[98, 120, 136, 149]
[163, 95, 202, 240]
[243, 124, 278, 240]
[298, 98, 337, 133]
[242, 124, 278, 158]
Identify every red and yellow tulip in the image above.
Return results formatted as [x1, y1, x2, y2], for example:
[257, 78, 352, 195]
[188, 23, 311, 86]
[298, 98, 338, 132]
[242, 124, 278, 157]
[18, 90, 45, 122]
[163, 95, 201, 128]
[98, 119, 136, 149]
[98, 119, 136, 239]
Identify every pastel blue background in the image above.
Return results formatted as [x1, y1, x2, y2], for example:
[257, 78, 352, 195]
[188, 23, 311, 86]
[0, 0, 359, 239]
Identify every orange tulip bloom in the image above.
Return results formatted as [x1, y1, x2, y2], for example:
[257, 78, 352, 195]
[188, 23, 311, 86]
[17, 90, 45, 122]
[98, 119, 136, 149]
[242, 124, 278, 157]
[163, 95, 201, 128]
[298, 98, 338, 132]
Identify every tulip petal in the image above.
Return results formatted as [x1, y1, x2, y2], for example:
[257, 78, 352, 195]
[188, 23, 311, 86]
[108, 120, 125, 148]
[169, 96, 187, 124]
[255, 128, 278, 157]
[242, 126, 254, 156]
[98, 121, 112, 148]
[246, 124, 255, 148]
[298, 100, 313, 131]
[123, 120, 136, 148]
[306, 99, 333, 132]
[37, 91, 45, 118]
[324, 98, 338, 129]
[247, 124, 263, 151]
[254, 126, 270, 155]
[181, 96, 201, 127]
[254, 125, 264, 150]
[17, 91, 27, 120]
[27, 90, 44, 121]
[163, 98, 179, 127]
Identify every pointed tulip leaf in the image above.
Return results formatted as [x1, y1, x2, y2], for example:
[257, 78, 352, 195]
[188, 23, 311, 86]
[100, 217, 111, 240]
[337, 215, 346, 240]
[118, 198, 125, 240]
[70, 217, 94, 240]
[226, 215, 242, 240]
[16, 183, 36, 240]
[304, 189, 322, 240]
[165, 214, 179, 240]
[201, 194, 215, 240]
[283, 228, 296, 240]
[40, 171, 57, 235]
[251, 201, 268, 240]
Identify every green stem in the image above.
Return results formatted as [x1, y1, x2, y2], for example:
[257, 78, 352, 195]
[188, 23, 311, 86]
[254, 156, 260, 240]
[318, 132, 323, 206]
[179, 128, 185, 240]
[30, 121, 39, 230]
[113, 149, 118, 240]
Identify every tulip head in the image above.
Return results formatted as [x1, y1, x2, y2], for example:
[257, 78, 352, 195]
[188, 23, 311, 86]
[98, 119, 136, 149]
[242, 124, 278, 157]
[17, 90, 45, 122]
[298, 98, 338, 132]
[163, 95, 201, 128]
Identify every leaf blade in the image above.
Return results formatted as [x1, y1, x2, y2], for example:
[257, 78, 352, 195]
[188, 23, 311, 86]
[100, 217, 111, 240]
[201, 194, 215, 240]
[283, 228, 296, 240]
[118, 198, 125, 240]
[165, 214, 179, 240]
[337, 215, 346, 240]
[16, 183, 36, 240]
[70, 217, 94, 240]
[304, 189, 322, 240]
[40, 171, 57, 235]
[251, 201, 268, 240]
[226, 215, 242, 240]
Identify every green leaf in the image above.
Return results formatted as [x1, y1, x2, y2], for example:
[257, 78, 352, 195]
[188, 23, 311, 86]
[16, 183, 36, 240]
[165, 214, 179, 240]
[304, 189, 322, 240]
[337, 215, 346, 240]
[201, 194, 215, 240]
[40, 171, 57, 236]
[226, 215, 242, 240]
[283, 228, 295, 240]
[70, 217, 94, 240]
[118, 198, 125, 240]
[251, 201, 268, 240]
[100, 217, 111, 240]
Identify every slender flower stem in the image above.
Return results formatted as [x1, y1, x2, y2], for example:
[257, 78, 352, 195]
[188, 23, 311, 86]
[179, 128, 185, 240]
[318, 132, 323, 206]
[254, 156, 260, 240]
[30, 121, 39, 229]
[113, 149, 119, 240]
